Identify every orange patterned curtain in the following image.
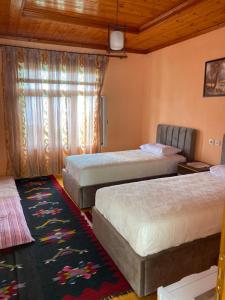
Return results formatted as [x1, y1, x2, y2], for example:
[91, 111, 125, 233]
[2, 46, 108, 177]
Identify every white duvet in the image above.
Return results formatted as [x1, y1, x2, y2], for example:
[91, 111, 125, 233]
[95, 172, 225, 257]
[64, 150, 186, 187]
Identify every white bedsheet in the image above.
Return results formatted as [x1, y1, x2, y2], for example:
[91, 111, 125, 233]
[95, 172, 225, 257]
[64, 150, 186, 187]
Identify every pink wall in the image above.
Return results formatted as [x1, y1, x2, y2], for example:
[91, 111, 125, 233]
[102, 54, 146, 152]
[142, 27, 225, 165]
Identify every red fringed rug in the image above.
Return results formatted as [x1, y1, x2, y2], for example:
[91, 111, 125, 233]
[82, 211, 93, 225]
[0, 175, 131, 300]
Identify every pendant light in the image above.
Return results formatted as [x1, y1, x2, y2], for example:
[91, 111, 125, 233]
[110, 30, 124, 51]
[109, 0, 125, 52]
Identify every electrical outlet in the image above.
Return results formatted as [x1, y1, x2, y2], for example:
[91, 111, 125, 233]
[215, 140, 221, 146]
[209, 138, 215, 145]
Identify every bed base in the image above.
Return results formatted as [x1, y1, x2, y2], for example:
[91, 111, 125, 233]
[62, 168, 176, 208]
[93, 207, 220, 297]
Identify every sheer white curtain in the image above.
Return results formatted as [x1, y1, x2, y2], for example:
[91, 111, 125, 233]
[3, 47, 108, 177]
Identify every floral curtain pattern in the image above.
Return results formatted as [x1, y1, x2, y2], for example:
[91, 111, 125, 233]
[3, 47, 108, 177]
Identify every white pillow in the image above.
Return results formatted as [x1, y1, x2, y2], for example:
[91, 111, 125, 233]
[210, 165, 225, 179]
[140, 143, 181, 156]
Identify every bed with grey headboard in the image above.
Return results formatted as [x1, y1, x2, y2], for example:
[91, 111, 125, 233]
[63, 124, 197, 208]
[156, 124, 196, 161]
[93, 134, 225, 297]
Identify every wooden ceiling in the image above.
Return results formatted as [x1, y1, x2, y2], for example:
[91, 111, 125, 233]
[0, 0, 225, 54]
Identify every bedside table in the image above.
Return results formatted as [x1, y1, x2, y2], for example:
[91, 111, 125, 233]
[177, 162, 211, 175]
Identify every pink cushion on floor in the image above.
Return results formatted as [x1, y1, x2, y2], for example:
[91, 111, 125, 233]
[0, 177, 20, 198]
[0, 196, 34, 249]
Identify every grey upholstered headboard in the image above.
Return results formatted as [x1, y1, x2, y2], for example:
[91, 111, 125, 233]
[221, 134, 225, 164]
[156, 124, 197, 162]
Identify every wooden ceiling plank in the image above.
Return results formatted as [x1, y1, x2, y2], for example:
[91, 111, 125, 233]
[22, 7, 139, 34]
[3, 0, 225, 54]
[0, 0, 11, 34]
[26, 0, 185, 28]
[140, 0, 205, 32]
[8, 0, 25, 33]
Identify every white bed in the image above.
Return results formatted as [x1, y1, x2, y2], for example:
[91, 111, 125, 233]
[63, 124, 196, 208]
[64, 150, 186, 187]
[95, 172, 225, 257]
[93, 134, 225, 296]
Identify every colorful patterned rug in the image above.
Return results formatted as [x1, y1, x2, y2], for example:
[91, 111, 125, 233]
[0, 176, 130, 300]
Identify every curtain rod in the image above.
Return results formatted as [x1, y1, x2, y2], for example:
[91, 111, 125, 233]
[0, 44, 128, 59]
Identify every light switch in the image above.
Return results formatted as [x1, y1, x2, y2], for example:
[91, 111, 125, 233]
[215, 140, 221, 146]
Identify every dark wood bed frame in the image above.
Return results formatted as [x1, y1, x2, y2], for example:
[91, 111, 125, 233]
[63, 124, 197, 208]
[92, 134, 225, 297]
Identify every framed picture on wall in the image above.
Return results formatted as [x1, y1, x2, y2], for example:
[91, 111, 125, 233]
[203, 57, 225, 97]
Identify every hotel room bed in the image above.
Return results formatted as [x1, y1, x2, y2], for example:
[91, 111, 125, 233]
[63, 124, 196, 208]
[93, 134, 225, 297]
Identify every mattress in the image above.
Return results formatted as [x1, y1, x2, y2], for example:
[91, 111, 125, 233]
[95, 172, 225, 257]
[64, 150, 186, 187]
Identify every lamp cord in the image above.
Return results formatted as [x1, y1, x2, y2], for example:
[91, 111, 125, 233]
[116, 0, 119, 25]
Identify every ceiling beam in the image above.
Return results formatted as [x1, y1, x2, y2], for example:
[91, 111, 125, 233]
[22, 7, 139, 34]
[145, 20, 225, 53]
[0, 33, 107, 50]
[140, 0, 205, 32]
[0, 34, 147, 54]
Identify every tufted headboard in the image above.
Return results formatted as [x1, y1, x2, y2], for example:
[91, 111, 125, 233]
[156, 124, 197, 162]
[221, 134, 225, 164]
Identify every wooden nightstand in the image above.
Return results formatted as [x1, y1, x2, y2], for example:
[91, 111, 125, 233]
[177, 162, 211, 175]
